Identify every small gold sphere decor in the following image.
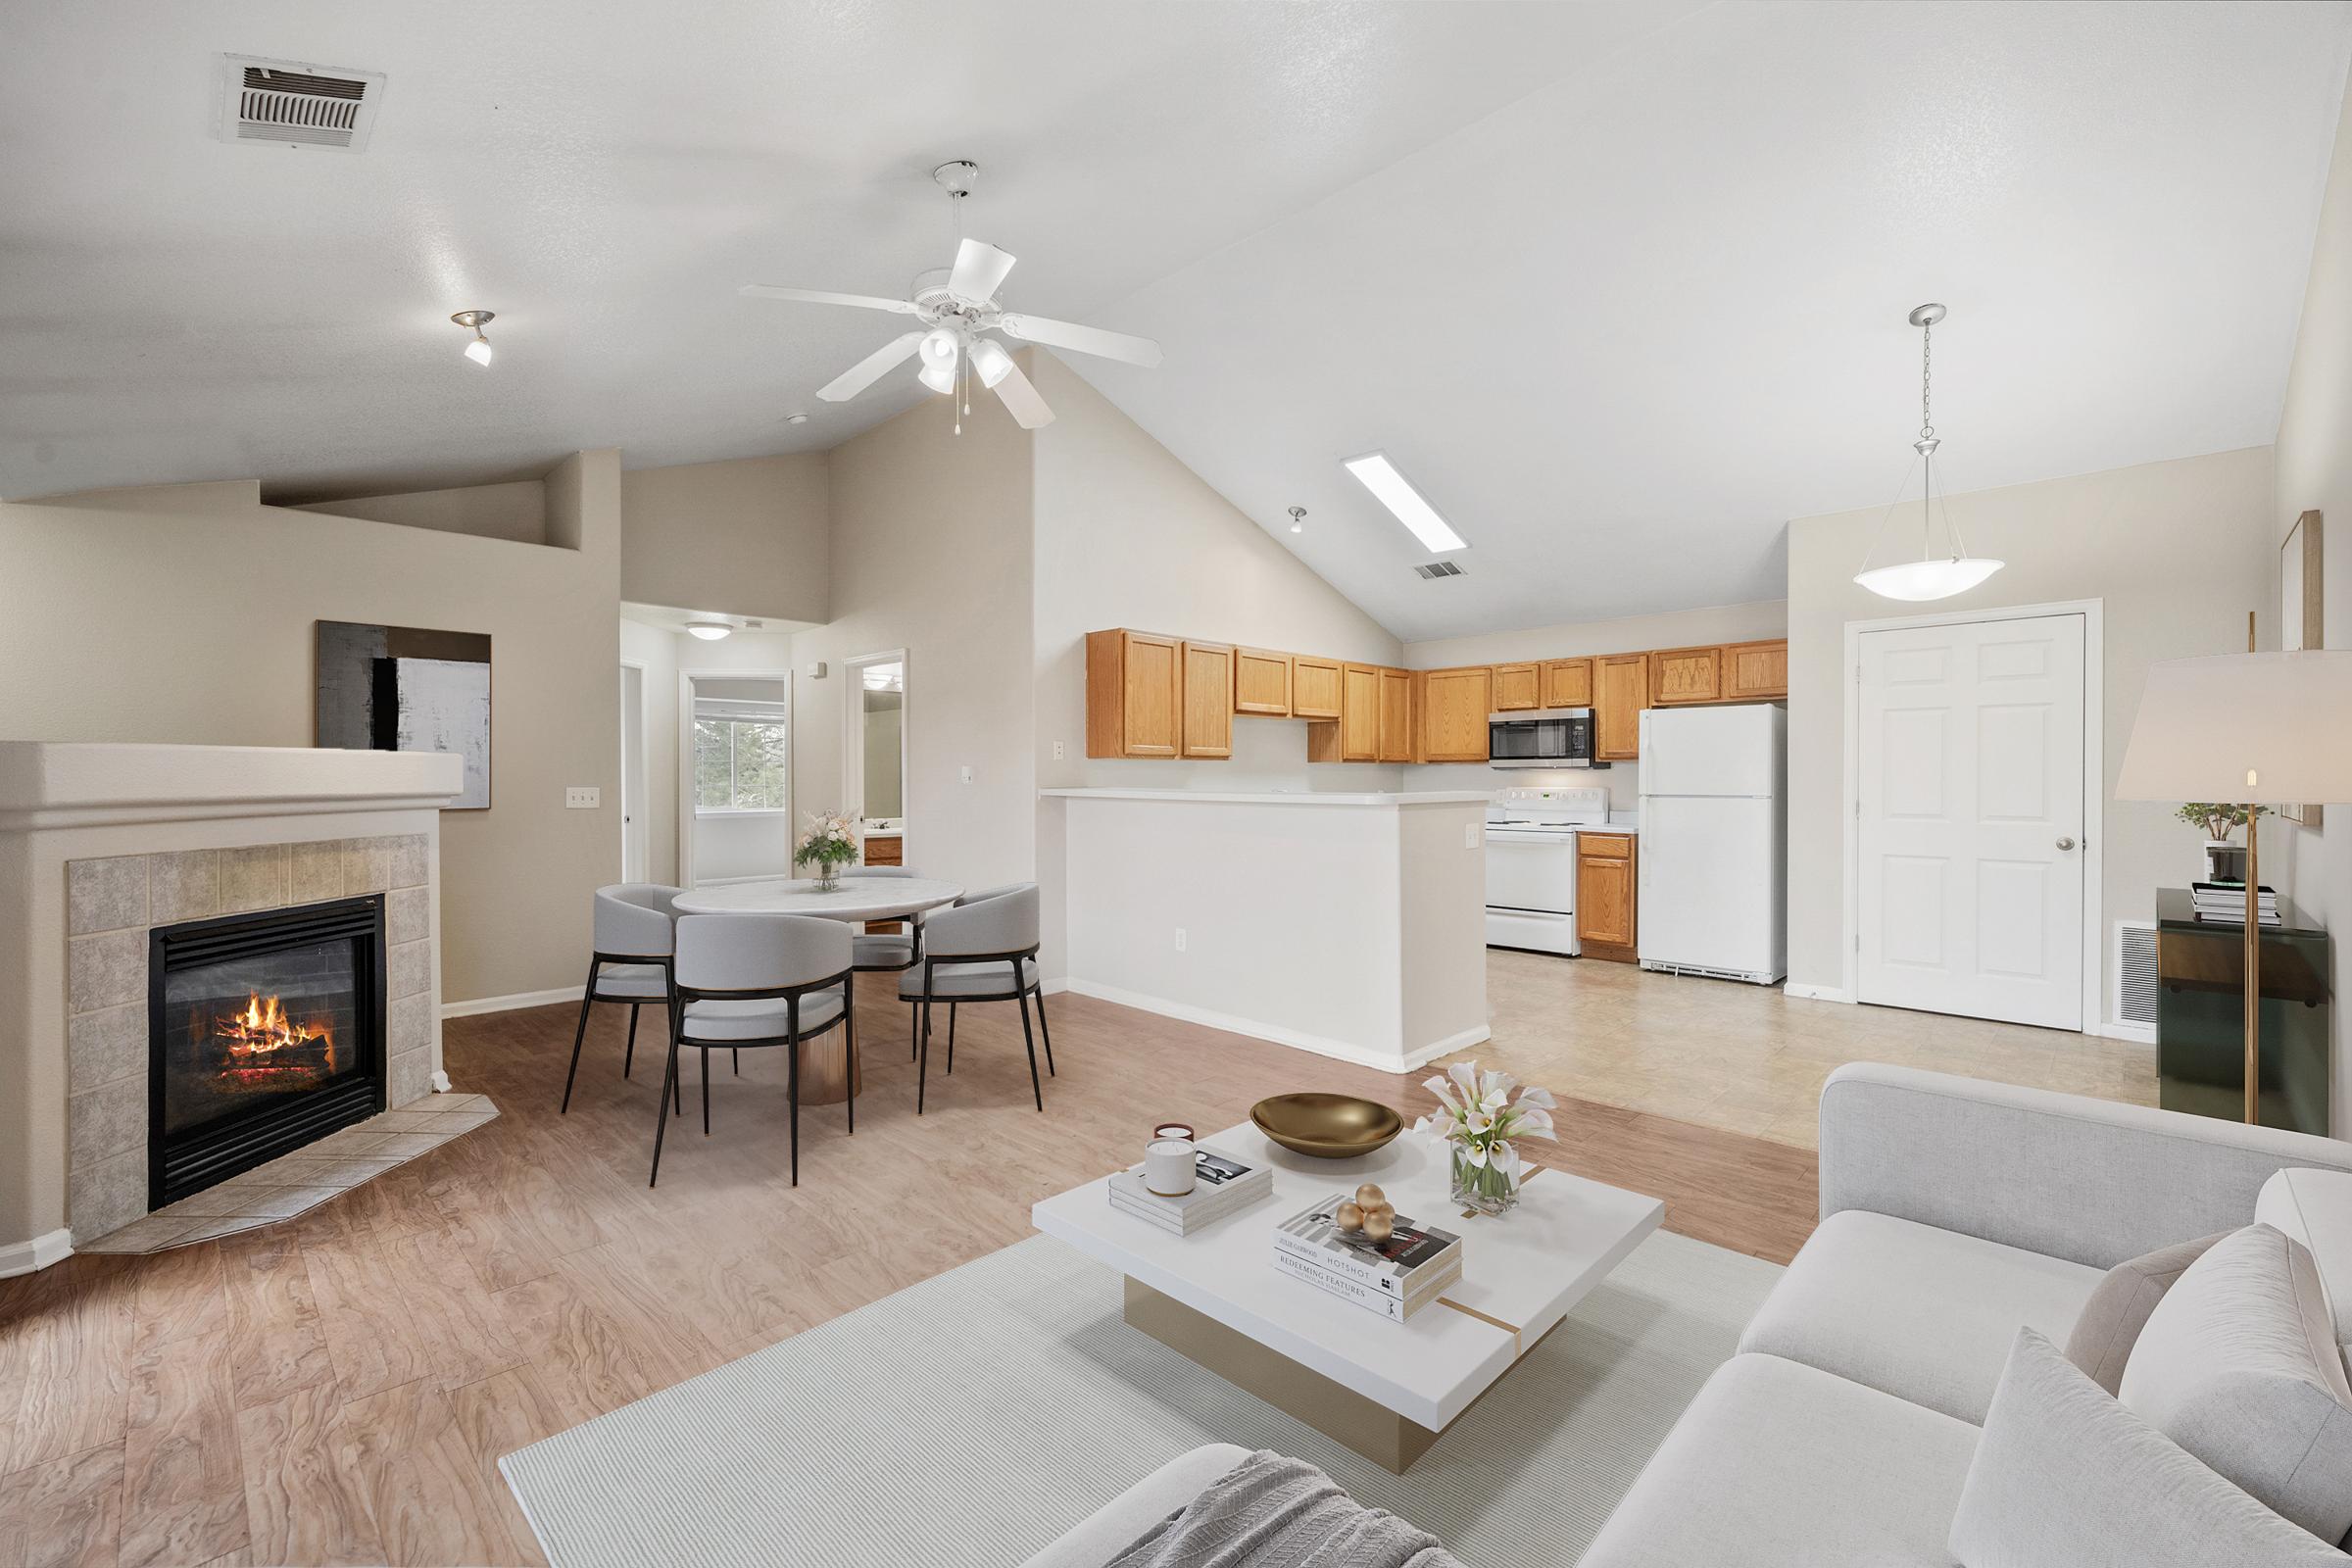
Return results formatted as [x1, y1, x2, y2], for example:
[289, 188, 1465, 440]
[1337, 1183, 1397, 1244]
[1336, 1200, 1364, 1230]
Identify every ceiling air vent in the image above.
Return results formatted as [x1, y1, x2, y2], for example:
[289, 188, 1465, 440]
[1414, 561, 1466, 580]
[218, 55, 384, 152]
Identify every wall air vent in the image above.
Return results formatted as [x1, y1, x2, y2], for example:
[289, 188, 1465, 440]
[1413, 561, 1466, 580]
[2111, 919, 2157, 1041]
[218, 55, 384, 152]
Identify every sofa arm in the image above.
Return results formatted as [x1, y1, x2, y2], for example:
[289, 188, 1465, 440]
[1018, 1444, 1250, 1568]
[1818, 1063, 2352, 1270]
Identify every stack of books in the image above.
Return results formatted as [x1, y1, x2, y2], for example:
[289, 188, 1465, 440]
[1106, 1147, 1272, 1236]
[2192, 881, 2281, 926]
[1272, 1194, 1464, 1322]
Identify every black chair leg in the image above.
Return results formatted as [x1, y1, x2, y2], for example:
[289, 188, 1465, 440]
[649, 1036, 682, 1187]
[788, 1017, 802, 1187]
[623, 1004, 639, 1079]
[561, 958, 600, 1113]
[947, 1002, 956, 1075]
[733, 1048, 740, 1076]
[1015, 983, 1045, 1113]
[909, 999, 920, 1061]
[844, 999, 857, 1136]
[701, 1046, 711, 1135]
[1033, 985, 1055, 1077]
[918, 996, 931, 1115]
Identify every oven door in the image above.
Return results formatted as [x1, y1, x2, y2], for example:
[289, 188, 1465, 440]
[1486, 829, 1580, 955]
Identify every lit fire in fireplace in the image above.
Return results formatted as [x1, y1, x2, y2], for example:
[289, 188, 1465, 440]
[215, 991, 333, 1059]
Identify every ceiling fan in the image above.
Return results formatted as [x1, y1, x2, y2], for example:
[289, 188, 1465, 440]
[739, 160, 1162, 432]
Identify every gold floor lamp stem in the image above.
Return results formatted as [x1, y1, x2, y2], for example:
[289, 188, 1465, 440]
[2244, 807, 2259, 1126]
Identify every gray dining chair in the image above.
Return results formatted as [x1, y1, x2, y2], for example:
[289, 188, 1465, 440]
[564, 883, 685, 1114]
[842, 864, 924, 972]
[652, 913, 855, 1188]
[899, 883, 1053, 1113]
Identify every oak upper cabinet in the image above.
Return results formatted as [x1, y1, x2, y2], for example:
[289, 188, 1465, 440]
[1307, 662, 1384, 762]
[1593, 653, 1647, 760]
[1086, 628, 1182, 758]
[1492, 662, 1542, 711]
[1179, 640, 1235, 759]
[1576, 832, 1638, 960]
[1419, 665, 1494, 762]
[1377, 667, 1414, 762]
[1721, 638, 1788, 702]
[1542, 658, 1593, 710]
[1292, 655, 1344, 721]
[1233, 647, 1294, 716]
[1649, 645, 1724, 707]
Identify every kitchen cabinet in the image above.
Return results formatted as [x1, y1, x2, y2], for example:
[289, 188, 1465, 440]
[1419, 665, 1493, 762]
[860, 833, 903, 867]
[1292, 656, 1343, 721]
[1377, 667, 1414, 762]
[1593, 655, 1647, 761]
[1542, 658, 1593, 710]
[1086, 628, 1182, 758]
[1577, 832, 1638, 961]
[1307, 663, 1384, 762]
[1649, 646, 1723, 707]
[1233, 648, 1293, 716]
[1492, 662, 1542, 711]
[1180, 641, 1235, 759]
[1722, 639, 1788, 701]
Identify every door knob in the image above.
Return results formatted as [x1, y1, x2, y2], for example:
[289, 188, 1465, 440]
[2056, 836, 2076, 851]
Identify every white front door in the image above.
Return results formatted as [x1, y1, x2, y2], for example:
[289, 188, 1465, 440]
[1857, 612, 2086, 1029]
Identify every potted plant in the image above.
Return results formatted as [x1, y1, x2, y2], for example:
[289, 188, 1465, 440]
[2177, 802, 2267, 885]
[794, 810, 859, 892]
[1413, 1062, 1557, 1217]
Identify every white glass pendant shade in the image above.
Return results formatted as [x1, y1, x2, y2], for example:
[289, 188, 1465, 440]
[464, 334, 493, 367]
[916, 360, 956, 395]
[1853, 557, 2004, 601]
[968, 337, 1013, 388]
[919, 327, 960, 370]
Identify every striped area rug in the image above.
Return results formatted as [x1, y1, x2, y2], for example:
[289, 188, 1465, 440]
[501, 1228, 1781, 1566]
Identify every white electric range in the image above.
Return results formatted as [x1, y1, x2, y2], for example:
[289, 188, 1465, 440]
[1484, 786, 1610, 956]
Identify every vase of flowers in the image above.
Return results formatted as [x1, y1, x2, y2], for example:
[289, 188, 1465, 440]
[2177, 802, 2267, 885]
[1414, 1062, 1556, 1217]
[794, 810, 859, 892]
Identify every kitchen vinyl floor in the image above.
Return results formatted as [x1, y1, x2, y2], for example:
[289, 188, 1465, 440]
[1475, 947, 2158, 1150]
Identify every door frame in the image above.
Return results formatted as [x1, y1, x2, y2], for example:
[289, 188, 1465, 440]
[1839, 597, 2104, 1032]
[677, 665, 797, 889]
[618, 660, 649, 883]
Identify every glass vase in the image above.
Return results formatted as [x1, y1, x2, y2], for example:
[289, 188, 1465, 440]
[1449, 1144, 1520, 1216]
[811, 860, 842, 893]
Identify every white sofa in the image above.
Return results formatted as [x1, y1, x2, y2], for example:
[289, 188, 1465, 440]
[1024, 1064, 2352, 1566]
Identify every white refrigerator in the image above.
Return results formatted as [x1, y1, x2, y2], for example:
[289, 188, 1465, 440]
[1638, 704, 1786, 984]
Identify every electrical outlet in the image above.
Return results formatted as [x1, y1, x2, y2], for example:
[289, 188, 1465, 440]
[1174, 927, 1187, 953]
[565, 786, 601, 809]
[959, 765, 974, 784]
[1052, 740, 1065, 760]
[1464, 822, 1480, 850]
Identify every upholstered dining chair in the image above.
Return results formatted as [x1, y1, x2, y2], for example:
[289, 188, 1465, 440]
[564, 883, 686, 1114]
[841, 863, 924, 973]
[900, 883, 1053, 1113]
[652, 912, 855, 1188]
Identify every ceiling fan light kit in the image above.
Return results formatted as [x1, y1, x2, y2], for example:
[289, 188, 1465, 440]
[1853, 303, 2004, 602]
[739, 159, 1162, 434]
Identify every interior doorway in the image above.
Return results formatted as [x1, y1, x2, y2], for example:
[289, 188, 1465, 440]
[619, 662, 648, 883]
[678, 670, 795, 887]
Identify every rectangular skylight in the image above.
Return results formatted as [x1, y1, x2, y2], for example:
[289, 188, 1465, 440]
[1343, 452, 1466, 553]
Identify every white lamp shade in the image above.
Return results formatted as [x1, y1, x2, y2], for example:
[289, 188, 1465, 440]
[1853, 557, 2003, 602]
[2116, 650, 2352, 804]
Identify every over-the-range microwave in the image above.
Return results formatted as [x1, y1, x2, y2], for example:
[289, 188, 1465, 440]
[1487, 707, 1609, 768]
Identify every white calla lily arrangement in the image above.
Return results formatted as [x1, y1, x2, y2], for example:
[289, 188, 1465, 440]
[1413, 1062, 1557, 1215]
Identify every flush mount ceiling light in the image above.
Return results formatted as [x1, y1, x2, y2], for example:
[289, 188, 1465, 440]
[1288, 506, 1306, 535]
[1853, 304, 2004, 602]
[685, 619, 733, 641]
[1343, 453, 1466, 554]
[450, 310, 494, 367]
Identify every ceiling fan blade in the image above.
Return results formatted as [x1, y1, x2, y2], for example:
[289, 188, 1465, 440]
[816, 332, 924, 402]
[996, 313, 1161, 368]
[990, 358, 1056, 428]
[948, 238, 1017, 304]
[739, 284, 918, 315]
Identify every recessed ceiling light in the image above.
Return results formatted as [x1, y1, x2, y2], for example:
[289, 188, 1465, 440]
[685, 619, 733, 641]
[1342, 452, 1465, 553]
[451, 310, 494, 367]
[785, 412, 810, 425]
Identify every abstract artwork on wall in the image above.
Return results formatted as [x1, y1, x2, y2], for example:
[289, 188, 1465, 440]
[2280, 511, 2323, 829]
[316, 620, 492, 809]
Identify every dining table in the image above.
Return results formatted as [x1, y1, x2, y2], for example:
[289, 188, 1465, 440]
[670, 876, 964, 1103]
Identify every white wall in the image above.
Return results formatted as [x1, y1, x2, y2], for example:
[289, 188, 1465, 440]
[1400, 600, 1788, 810]
[1785, 446, 2278, 1018]
[296, 479, 549, 546]
[621, 454, 829, 624]
[2271, 63, 2352, 1132]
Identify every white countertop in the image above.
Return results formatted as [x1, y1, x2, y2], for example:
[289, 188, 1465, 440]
[1039, 788, 1489, 808]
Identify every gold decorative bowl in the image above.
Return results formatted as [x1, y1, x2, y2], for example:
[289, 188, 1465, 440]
[1250, 1094, 1403, 1159]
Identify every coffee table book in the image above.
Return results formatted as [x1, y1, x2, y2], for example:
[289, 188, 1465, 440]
[1271, 1247, 1462, 1323]
[1273, 1193, 1461, 1294]
[1106, 1151, 1273, 1236]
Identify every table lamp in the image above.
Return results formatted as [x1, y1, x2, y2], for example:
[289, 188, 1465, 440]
[2116, 647, 2352, 1123]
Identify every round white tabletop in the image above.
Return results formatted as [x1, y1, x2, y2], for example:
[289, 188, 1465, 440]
[670, 877, 964, 921]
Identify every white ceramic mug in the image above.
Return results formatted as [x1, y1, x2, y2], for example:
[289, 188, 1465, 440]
[1145, 1137, 1197, 1197]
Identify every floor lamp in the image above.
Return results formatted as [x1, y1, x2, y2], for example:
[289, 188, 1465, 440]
[2116, 648, 2352, 1124]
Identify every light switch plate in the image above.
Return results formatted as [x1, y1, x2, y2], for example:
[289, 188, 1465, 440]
[1464, 823, 1480, 849]
[566, 786, 601, 808]
[959, 765, 974, 784]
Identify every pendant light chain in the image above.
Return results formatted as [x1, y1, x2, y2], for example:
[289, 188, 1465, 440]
[1919, 315, 1934, 445]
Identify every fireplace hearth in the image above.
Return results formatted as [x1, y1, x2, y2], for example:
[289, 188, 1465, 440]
[149, 895, 387, 1207]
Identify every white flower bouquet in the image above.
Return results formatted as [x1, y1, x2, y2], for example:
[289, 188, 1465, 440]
[1413, 1062, 1557, 1215]
[794, 810, 859, 890]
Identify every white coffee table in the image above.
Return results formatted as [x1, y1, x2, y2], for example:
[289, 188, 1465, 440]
[1032, 1120, 1663, 1471]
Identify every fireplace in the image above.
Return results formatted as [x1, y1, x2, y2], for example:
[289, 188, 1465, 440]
[149, 895, 387, 1206]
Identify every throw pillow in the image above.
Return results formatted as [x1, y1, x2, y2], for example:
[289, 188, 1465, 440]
[1949, 1328, 2347, 1567]
[2064, 1231, 2228, 1395]
[2119, 1223, 2352, 1543]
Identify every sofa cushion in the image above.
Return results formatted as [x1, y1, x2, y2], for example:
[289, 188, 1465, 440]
[1019, 1445, 1250, 1568]
[1579, 1353, 1977, 1568]
[1950, 1328, 2349, 1567]
[2121, 1224, 2352, 1544]
[2064, 1232, 2230, 1395]
[2259, 1168, 2352, 1362]
[1737, 1209, 2102, 1424]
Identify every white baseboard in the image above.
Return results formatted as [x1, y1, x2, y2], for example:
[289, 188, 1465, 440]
[0, 1227, 74, 1278]
[1785, 982, 1855, 1004]
[442, 986, 582, 1019]
[2096, 1019, 2157, 1046]
[1060, 978, 1486, 1076]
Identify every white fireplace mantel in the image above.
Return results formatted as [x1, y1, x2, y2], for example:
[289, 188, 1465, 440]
[0, 742, 464, 1275]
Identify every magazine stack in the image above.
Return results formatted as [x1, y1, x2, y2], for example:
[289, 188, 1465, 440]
[1272, 1194, 1464, 1322]
[2192, 881, 2281, 926]
[1106, 1147, 1272, 1236]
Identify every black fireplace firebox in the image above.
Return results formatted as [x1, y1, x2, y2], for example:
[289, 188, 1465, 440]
[148, 895, 387, 1207]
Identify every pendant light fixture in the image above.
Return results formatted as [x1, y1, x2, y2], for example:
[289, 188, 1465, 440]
[1853, 304, 2003, 602]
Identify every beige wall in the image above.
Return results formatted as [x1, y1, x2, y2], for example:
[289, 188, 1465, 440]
[1786, 446, 2277, 1017]
[296, 479, 549, 546]
[0, 456, 624, 1004]
[621, 454, 829, 624]
[2271, 66, 2352, 1132]
[1401, 600, 1788, 810]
